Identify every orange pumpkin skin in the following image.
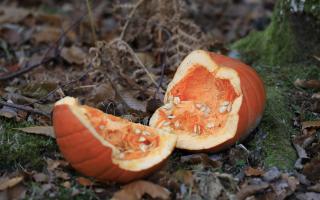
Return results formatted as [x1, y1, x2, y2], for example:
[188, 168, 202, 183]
[150, 50, 266, 152]
[205, 52, 266, 152]
[53, 99, 176, 183]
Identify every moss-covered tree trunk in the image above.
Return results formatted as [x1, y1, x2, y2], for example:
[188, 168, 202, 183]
[231, 0, 320, 170]
[233, 0, 320, 65]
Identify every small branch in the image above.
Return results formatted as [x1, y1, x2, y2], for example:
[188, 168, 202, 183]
[0, 57, 54, 81]
[119, 0, 145, 40]
[0, 101, 51, 118]
[25, 66, 92, 106]
[0, 13, 87, 81]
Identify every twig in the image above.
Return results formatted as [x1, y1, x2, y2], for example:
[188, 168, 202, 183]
[86, 0, 97, 43]
[0, 57, 54, 81]
[119, 0, 146, 40]
[0, 13, 87, 81]
[25, 66, 92, 106]
[109, 38, 162, 91]
[0, 101, 51, 118]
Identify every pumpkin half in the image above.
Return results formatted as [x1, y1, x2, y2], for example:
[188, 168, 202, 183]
[53, 97, 177, 183]
[150, 50, 265, 152]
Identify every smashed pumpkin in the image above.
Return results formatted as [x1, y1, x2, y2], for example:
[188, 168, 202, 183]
[53, 97, 177, 183]
[150, 50, 265, 152]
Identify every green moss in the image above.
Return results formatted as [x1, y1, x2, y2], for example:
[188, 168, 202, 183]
[0, 118, 58, 171]
[247, 63, 320, 170]
[232, 0, 320, 65]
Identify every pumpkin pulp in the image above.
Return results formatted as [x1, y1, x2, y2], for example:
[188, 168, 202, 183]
[81, 106, 160, 160]
[156, 66, 239, 136]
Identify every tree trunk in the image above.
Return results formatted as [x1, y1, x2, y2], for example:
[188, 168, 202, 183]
[233, 0, 320, 65]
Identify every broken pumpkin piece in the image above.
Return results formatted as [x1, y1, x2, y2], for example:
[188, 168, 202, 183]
[52, 97, 177, 183]
[150, 50, 266, 152]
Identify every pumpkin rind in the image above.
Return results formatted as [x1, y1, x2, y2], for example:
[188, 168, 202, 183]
[150, 50, 265, 152]
[53, 97, 176, 183]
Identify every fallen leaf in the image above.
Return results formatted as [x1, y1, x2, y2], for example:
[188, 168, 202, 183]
[236, 182, 269, 200]
[244, 167, 264, 176]
[173, 170, 194, 186]
[136, 53, 155, 68]
[20, 81, 58, 99]
[180, 153, 221, 168]
[303, 157, 320, 181]
[32, 173, 48, 183]
[301, 120, 320, 130]
[86, 83, 116, 106]
[262, 167, 281, 182]
[293, 143, 309, 170]
[46, 159, 69, 171]
[32, 26, 61, 43]
[15, 126, 55, 138]
[0, 6, 30, 24]
[55, 170, 70, 180]
[0, 176, 24, 191]
[61, 46, 87, 65]
[76, 177, 93, 187]
[0, 184, 26, 200]
[308, 183, 320, 192]
[112, 180, 170, 200]
[62, 181, 71, 189]
[118, 88, 146, 112]
[190, 172, 238, 200]
[0, 100, 17, 119]
[294, 79, 320, 89]
[295, 192, 320, 200]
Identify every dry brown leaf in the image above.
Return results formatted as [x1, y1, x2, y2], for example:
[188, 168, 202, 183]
[136, 53, 155, 68]
[308, 183, 320, 192]
[244, 167, 264, 177]
[301, 121, 320, 130]
[32, 173, 48, 183]
[174, 170, 194, 186]
[76, 177, 93, 187]
[46, 159, 69, 171]
[180, 153, 222, 168]
[236, 182, 269, 200]
[0, 6, 30, 24]
[0, 176, 24, 191]
[55, 171, 70, 180]
[112, 180, 170, 200]
[61, 46, 87, 65]
[32, 27, 61, 43]
[15, 126, 55, 138]
[0, 184, 26, 200]
[0, 104, 17, 119]
[294, 79, 320, 89]
[62, 181, 71, 189]
[303, 157, 320, 181]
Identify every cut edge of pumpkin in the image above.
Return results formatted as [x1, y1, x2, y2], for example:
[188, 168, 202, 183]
[150, 50, 244, 151]
[55, 97, 177, 171]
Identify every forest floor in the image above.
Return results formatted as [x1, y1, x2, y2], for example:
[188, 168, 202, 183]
[0, 0, 319, 199]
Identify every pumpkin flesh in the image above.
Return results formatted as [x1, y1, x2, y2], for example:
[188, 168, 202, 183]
[82, 106, 160, 160]
[53, 97, 177, 182]
[156, 66, 239, 135]
[150, 50, 265, 152]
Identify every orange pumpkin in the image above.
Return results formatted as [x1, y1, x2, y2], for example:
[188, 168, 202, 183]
[150, 50, 265, 152]
[53, 97, 177, 183]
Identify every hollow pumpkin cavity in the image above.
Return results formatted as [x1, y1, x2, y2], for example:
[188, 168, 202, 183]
[80, 106, 160, 160]
[152, 65, 240, 139]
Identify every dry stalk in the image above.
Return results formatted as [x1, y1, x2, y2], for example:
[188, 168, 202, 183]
[86, 0, 97, 43]
[120, 0, 146, 40]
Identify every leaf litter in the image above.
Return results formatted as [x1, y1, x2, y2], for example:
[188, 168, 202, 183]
[3, 0, 320, 199]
